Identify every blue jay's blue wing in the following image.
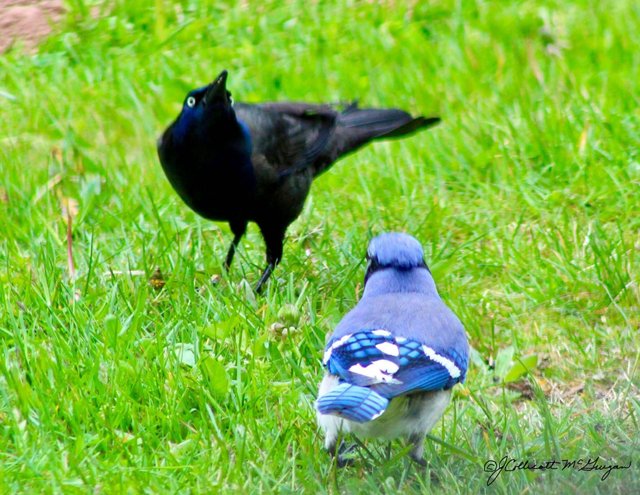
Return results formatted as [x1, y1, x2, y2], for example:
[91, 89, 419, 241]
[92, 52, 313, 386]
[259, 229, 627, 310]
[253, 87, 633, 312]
[316, 382, 389, 423]
[323, 330, 466, 399]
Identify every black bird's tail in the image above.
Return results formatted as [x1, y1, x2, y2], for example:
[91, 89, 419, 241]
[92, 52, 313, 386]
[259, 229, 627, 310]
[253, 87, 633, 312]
[333, 103, 440, 159]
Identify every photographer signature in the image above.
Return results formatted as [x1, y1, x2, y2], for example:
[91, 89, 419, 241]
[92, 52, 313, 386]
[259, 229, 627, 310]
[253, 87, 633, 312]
[484, 456, 631, 485]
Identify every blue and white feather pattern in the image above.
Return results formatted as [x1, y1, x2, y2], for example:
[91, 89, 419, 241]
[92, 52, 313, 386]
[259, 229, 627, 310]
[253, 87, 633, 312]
[316, 232, 469, 464]
[317, 329, 466, 422]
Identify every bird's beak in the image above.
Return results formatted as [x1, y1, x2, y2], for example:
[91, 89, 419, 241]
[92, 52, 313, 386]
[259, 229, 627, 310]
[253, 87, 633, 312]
[204, 70, 229, 105]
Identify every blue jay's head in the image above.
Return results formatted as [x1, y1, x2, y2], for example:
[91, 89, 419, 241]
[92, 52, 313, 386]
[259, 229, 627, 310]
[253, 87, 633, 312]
[170, 70, 235, 140]
[364, 233, 429, 284]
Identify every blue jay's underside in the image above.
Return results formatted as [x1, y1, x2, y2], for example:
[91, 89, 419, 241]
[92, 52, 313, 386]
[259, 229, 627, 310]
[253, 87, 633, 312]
[316, 233, 469, 466]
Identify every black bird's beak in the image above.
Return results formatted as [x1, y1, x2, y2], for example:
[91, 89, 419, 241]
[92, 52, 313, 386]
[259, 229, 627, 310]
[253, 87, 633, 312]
[204, 70, 229, 106]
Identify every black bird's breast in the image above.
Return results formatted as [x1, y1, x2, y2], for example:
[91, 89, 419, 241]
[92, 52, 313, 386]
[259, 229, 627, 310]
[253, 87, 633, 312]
[157, 125, 257, 222]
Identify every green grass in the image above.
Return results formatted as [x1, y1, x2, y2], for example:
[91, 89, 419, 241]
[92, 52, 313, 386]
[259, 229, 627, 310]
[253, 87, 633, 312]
[1, 0, 639, 493]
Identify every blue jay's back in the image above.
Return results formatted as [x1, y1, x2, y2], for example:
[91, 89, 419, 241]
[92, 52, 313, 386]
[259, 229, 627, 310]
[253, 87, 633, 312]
[316, 233, 469, 466]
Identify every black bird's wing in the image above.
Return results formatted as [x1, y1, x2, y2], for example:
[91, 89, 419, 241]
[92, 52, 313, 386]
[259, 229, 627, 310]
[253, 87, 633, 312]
[327, 103, 440, 167]
[255, 102, 338, 119]
[234, 102, 338, 181]
[235, 101, 440, 181]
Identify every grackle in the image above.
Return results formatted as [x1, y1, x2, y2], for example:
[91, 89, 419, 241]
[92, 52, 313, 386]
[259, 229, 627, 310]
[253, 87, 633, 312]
[157, 70, 440, 292]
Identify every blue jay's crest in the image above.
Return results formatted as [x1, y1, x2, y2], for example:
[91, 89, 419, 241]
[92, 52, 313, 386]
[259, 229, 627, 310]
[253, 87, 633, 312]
[323, 329, 466, 400]
[365, 233, 428, 284]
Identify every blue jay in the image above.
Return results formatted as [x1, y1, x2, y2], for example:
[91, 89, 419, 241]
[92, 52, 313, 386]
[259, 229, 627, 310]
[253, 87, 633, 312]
[316, 233, 469, 466]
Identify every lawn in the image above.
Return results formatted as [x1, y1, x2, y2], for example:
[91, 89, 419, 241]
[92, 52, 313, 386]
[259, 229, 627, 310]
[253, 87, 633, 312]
[1, 0, 639, 493]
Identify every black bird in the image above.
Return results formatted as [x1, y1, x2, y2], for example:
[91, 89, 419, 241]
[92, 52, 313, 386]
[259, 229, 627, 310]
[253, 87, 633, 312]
[157, 70, 440, 292]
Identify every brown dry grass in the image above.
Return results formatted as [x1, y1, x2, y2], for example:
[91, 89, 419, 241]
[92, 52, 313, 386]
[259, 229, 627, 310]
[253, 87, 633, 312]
[0, 0, 63, 52]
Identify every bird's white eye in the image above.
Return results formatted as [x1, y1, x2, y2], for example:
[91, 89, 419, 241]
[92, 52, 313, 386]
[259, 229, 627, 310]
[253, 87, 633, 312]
[186, 96, 196, 108]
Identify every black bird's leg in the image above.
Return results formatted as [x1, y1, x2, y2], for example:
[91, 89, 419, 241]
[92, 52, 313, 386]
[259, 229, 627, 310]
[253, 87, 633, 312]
[254, 225, 285, 293]
[254, 264, 274, 294]
[224, 220, 247, 271]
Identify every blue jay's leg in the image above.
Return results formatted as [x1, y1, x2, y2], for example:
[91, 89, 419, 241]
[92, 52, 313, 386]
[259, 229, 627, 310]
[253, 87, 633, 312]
[405, 391, 452, 466]
[408, 432, 427, 467]
[323, 431, 356, 468]
[225, 220, 247, 270]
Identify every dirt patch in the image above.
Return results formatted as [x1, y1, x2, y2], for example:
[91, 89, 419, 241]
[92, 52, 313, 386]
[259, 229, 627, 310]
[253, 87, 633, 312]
[0, 1, 64, 53]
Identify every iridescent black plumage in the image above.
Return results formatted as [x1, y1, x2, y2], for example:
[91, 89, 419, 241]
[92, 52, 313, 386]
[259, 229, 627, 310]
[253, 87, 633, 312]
[157, 70, 440, 291]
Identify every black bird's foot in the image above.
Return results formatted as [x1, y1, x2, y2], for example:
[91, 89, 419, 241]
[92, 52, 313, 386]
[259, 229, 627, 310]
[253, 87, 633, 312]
[223, 256, 233, 272]
[254, 263, 274, 293]
[224, 241, 238, 272]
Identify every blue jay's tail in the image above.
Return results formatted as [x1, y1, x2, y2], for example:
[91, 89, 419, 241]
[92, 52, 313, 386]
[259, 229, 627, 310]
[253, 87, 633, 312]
[317, 383, 389, 423]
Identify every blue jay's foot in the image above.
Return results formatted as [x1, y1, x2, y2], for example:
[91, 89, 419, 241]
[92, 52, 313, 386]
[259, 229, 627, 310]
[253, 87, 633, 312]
[410, 452, 428, 468]
[329, 441, 358, 468]
[408, 433, 427, 467]
[337, 454, 355, 468]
